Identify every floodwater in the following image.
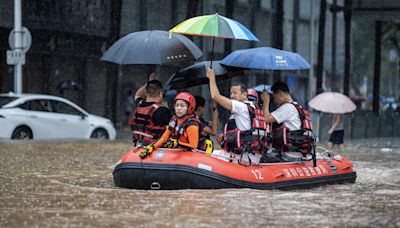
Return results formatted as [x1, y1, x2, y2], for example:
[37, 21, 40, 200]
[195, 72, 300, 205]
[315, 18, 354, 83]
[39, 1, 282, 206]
[0, 139, 399, 227]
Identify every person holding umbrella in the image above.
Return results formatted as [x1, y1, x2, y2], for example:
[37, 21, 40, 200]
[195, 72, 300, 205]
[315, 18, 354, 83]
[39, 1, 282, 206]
[207, 68, 268, 165]
[308, 91, 357, 152]
[327, 114, 345, 151]
[261, 81, 314, 161]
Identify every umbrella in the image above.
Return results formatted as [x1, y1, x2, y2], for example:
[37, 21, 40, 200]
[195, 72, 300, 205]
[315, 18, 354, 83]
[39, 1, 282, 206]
[169, 13, 259, 41]
[169, 13, 259, 65]
[221, 47, 310, 70]
[101, 30, 203, 65]
[166, 61, 245, 90]
[308, 92, 356, 114]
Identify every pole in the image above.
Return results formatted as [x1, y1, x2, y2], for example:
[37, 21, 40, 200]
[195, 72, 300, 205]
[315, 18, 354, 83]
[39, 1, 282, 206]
[331, 0, 337, 92]
[343, 0, 352, 96]
[14, 0, 23, 94]
[372, 21, 382, 115]
[316, 0, 326, 94]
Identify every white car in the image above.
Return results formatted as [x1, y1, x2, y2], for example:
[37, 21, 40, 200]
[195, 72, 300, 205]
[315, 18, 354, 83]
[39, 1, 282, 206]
[0, 93, 116, 140]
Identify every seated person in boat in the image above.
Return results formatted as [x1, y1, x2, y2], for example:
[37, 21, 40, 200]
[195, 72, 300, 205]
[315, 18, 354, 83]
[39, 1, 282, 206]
[140, 92, 200, 158]
[247, 89, 260, 108]
[207, 68, 268, 165]
[129, 73, 172, 146]
[261, 81, 314, 161]
[194, 96, 219, 153]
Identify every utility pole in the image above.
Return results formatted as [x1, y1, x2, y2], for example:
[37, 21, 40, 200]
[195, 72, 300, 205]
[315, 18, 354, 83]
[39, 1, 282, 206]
[14, 0, 23, 94]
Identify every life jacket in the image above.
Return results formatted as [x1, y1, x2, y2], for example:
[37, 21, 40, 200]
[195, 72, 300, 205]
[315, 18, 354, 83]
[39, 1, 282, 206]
[270, 102, 315, 155]
[167, 115, 201, 149]
[221, 102, 270, 154]
[129, 101, 166, 145]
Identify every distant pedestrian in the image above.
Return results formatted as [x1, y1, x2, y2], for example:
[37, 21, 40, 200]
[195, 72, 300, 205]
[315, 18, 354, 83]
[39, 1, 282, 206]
[327, 114, 345, 152]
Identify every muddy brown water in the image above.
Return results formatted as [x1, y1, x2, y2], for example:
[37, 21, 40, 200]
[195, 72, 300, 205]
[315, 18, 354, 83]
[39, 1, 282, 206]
[0, 140, 399, 227]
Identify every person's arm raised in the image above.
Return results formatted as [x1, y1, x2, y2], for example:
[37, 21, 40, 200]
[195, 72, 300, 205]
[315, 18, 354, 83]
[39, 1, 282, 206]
[207, 68, 232, 112]
[261, 92, 277, 124]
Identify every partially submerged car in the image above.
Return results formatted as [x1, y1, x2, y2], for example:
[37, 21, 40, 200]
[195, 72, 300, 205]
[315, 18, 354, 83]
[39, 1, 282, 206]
[0, 93, 116, 140]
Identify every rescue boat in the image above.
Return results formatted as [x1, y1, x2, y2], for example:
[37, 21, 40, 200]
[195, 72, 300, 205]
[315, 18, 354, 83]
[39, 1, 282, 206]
[113, 148, 356, 190]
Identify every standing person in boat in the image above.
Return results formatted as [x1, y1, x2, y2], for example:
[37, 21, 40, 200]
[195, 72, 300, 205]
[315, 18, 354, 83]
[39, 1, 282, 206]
[261, 81, 314, 161]
[206, 68, 268, 165]
[327, 114, 345, 152]
[139, 92, 200, 158]
[194, 96, 219, 153]
[129, 72, 172, 146]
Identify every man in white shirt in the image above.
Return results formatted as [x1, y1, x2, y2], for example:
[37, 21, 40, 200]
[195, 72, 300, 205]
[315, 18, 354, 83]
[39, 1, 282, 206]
[207, 68, 261, 164]
[261, 81, 308, 161]
[261, 81, 301, 130]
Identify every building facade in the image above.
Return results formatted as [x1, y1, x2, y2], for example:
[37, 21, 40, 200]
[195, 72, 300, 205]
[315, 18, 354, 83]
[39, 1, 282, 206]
[1, 0, 346, 124]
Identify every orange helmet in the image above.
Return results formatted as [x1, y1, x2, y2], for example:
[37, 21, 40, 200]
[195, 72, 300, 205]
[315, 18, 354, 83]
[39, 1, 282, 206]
[247, 89, 259, 102]
[175, 92, 196, 114]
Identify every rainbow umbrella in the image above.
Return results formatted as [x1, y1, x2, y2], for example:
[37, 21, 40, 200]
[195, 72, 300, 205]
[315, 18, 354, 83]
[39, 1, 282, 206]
[170, 13, 259, 41]
[170, 13, 259, 65]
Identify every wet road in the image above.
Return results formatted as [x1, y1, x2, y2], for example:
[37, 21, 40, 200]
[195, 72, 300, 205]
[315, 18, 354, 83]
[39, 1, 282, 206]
[0, 139, 399, 227]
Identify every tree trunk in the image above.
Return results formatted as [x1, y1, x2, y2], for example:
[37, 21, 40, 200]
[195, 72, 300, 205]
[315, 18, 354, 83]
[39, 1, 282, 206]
[343, 0, 352, 96]
[272, 0, 284, 80]
[249, 0, 257, 48]
[373, 21, 382, 114]
[224, 0, 235, 56]
[316, 0, 327, 94]
[292, 0, 299, 52]
[104, 0, 122, 122]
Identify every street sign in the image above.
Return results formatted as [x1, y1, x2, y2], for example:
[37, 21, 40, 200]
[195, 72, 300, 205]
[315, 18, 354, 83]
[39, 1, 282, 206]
[8, 27, 32, 53]
[7, 50, 25, 65]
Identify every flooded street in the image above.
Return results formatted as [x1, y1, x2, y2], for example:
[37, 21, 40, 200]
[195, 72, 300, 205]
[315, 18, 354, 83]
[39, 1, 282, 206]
[0, 139, 399, 227]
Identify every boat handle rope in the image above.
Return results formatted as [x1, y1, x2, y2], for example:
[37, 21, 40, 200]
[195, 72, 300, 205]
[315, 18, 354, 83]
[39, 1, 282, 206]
[150, 182, 161, 190]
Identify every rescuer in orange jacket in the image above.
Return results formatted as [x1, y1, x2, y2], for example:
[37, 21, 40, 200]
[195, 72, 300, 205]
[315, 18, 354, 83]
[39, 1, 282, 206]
[139, 92, 200, 158]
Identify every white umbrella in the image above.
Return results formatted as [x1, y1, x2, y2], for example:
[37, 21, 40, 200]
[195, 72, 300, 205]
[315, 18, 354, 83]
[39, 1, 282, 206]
[308, 92, 356, 114]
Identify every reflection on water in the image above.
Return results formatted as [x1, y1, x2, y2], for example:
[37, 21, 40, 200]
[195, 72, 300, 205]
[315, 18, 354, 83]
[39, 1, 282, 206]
[0, 141, 399, 227]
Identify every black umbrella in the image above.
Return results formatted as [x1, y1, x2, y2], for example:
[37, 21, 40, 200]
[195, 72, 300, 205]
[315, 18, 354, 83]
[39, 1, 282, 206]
[101, 30, 203, 65]
[166, 61, 245, 90]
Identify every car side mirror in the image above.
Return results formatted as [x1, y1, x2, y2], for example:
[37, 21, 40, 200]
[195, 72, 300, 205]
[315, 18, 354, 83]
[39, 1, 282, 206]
[81, 113, 87, 120]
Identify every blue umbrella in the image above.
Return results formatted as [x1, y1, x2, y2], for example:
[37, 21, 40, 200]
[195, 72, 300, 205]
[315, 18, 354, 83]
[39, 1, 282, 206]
[221, 47, 310, 70]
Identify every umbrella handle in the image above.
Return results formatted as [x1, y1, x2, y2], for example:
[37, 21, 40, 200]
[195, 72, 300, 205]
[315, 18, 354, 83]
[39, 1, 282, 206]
[210, 37, 215, 69]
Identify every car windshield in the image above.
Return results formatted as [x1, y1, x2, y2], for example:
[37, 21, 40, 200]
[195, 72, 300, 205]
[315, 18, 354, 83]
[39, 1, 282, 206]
[0, 96, 18, 107]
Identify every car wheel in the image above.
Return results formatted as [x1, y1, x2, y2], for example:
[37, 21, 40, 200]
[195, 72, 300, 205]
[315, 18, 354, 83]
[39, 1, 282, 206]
[90, 128, 109, 139]
[11, 126, 33, 140]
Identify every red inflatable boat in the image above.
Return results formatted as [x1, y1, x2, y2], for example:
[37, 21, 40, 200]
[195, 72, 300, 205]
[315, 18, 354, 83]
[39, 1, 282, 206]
[113, 147, 356, 190]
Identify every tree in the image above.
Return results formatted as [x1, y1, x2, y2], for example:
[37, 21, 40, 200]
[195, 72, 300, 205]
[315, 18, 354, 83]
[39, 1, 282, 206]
[104, 0, 122, 122]
[316, 0, 327, 94]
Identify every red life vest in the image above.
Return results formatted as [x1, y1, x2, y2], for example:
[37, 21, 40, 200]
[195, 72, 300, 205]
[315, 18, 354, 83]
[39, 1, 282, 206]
[167, 115, 201, 149]
[222, 102, 270, 154]
[129, 101, 166, 145]
[271, 102, 315, 155]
